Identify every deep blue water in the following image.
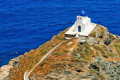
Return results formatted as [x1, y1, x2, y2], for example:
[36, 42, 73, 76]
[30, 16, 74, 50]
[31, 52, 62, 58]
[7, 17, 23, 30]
[0, 0, 120, 67]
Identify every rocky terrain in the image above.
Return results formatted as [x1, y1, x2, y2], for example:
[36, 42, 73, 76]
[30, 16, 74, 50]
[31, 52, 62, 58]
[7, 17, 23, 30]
[0, 56, 19, 80]
[0, 24, 120, 80]
[89, 57, 120, 80]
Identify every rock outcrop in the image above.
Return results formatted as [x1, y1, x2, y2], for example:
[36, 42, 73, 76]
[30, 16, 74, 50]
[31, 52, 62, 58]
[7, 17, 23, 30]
[89, 57, 120, 80]
[0, 57, 19, 80]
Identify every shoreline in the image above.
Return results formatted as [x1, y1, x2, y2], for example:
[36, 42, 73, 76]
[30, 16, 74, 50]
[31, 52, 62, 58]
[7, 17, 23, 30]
[0, 54, 23, 80]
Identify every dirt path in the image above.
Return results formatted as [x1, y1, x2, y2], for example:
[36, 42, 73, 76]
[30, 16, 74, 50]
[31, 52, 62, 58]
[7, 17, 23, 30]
[24, 40, 67, 80]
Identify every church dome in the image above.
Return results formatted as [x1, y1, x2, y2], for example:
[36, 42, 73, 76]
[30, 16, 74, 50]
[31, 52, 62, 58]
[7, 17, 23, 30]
[80, 10, 87, 16]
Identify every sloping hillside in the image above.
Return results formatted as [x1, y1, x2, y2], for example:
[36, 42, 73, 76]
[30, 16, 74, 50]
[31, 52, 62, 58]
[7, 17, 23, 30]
[1, 24, 120, 80]
[29, 24, 120, 80]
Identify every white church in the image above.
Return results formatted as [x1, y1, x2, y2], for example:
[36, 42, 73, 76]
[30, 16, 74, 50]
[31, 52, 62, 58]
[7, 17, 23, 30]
[65, 11, 96, 39]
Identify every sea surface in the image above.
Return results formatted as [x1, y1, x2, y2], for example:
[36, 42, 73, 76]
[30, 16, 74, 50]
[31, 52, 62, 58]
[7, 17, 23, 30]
[0, 0, 120, 67]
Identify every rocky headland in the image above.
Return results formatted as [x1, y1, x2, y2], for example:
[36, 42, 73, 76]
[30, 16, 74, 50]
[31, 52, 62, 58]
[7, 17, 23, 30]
[0, 24, 120, 80]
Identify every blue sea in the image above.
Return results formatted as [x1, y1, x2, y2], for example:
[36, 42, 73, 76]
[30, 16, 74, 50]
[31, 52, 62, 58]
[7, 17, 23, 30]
[0, 0, 120, 67]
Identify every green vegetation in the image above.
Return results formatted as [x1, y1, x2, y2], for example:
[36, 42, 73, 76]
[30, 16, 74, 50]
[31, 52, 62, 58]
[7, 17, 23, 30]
[92, 44, 107, 58]
[64, 50, 69, 53]
[51, 61, 66, 70]
[114, 40, 120, 54]
[41, 50, 48, 55]
[72, 42, 93, 63]
[79, 58, 89, 63]
[53, 52, 63, 56]
[108, 53, 116, 57]
[89, 69, 96, 74]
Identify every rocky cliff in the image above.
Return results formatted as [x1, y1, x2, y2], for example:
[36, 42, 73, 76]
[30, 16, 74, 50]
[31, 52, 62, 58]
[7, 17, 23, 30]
[0, 24, 120, 80]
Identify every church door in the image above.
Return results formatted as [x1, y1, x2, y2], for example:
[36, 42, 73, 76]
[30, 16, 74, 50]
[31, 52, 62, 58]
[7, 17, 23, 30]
[78, 26, 81, 32]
